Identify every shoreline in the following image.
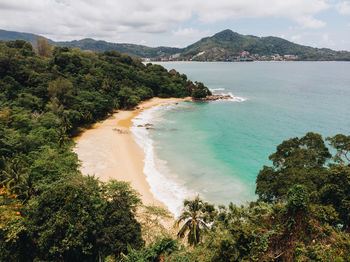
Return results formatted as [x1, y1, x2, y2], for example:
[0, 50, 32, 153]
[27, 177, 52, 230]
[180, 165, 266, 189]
[73, 97, 190, 211]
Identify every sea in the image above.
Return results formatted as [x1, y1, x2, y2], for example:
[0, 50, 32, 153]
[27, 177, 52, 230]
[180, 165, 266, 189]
[131, 62, 350, 216]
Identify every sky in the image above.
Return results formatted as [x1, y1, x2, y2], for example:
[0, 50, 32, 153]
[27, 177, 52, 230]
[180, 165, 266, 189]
[0, 0, 350, 50]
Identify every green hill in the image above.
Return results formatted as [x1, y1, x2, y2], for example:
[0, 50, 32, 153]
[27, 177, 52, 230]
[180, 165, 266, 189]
[181, 29, 350, 61]
[0, 29, 53, 45]
[1, 28, 350, 61]
[55, 38, 181, 57]
[0, 29, 180, 58]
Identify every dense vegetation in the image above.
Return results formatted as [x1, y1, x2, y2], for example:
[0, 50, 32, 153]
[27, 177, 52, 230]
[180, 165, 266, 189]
[122, 133, 350, 262]
[2, 28, 350, 61]
[55, 39, 182, 59]
[0, 39, 349, 261]
[0, 39, 208, 261]
[0, 29, 180, 58]
[0, 29, 54, 45]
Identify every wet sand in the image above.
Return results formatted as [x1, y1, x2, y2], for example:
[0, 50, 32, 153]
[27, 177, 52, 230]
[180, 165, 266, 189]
[73, 97, 189, 209]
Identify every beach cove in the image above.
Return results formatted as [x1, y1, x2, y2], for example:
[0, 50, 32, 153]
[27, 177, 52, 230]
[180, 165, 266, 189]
[73, 97, 189, 211]
[73, 61, 350, 218]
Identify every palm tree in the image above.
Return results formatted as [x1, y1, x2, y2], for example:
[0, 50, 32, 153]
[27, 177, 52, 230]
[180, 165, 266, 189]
[176, 196, 213, 246]
[1, 156, 31, 199]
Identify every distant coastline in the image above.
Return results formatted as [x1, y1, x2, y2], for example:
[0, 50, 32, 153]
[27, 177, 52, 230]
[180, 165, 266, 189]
[2, 28, 350, 62]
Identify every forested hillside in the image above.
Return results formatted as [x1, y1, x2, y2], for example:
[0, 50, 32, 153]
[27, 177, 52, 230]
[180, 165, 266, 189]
[118, 133, 350, 262]
[181, 29, 350, 61]
[2, 28, 350, 61]
[55, 39, 181, 58]
[0, 40, 209, 261]
[0, 40, 349, 261]
[0, 29, 54, 45]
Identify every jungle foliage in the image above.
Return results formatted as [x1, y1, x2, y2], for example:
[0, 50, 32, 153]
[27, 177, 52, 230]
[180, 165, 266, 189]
[1, 40, 349, 261]
[0, 40, 208, 261]
[123, 133, 350, 262]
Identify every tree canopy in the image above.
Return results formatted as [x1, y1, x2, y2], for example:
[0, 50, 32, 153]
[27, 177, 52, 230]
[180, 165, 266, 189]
[1, 39, 349, 261]
[0, 40, 210, 261]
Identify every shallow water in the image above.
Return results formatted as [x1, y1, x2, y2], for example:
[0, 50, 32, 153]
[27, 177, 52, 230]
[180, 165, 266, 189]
[136, 62, 350, 216]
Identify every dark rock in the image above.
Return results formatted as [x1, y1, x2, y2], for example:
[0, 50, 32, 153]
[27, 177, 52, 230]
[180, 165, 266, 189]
[112, 128, 129, 134]
[195, 94, 232, 101]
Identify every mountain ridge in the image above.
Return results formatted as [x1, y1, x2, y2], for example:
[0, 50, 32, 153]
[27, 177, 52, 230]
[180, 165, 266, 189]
[1, 28, 349, 61]
[180, 29, 349, 61]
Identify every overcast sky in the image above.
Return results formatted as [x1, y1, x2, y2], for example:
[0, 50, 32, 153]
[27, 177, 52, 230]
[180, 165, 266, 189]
[1, 0, 350, 50]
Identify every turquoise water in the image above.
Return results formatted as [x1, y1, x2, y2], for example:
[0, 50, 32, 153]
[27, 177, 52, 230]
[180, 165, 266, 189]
[150, 62, 350, 207]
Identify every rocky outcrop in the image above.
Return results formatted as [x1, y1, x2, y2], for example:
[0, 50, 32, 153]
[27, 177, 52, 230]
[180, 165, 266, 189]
[112, 128, 129, 134]
[195, 94, 232, 101]
[137, 123, 153, 128]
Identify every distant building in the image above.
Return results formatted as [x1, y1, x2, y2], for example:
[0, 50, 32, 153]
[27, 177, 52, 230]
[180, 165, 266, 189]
[196, 51, 205, 57]
[272, 54, 282, 61]
[170, 53, 181, 60]
[237, 56, 253, 62]
[226, 54, 253, 62]
[284, 54, 299, 60]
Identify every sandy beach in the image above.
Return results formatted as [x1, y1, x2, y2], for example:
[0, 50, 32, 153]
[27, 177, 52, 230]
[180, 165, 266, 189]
[73, 97, 189, 209]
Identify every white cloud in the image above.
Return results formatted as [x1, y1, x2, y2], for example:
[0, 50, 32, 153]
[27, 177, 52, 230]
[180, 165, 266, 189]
[286, 32, 340, 50]
[320, 33, 335, 47]
[0, 0, 329, 42]
[193, 0, 328, 28]
[0, 0, 193, 41]
[291, 34, 302, 43]
[336, 1, 350, 15]
[173, 28, 199, 37]
[172, 28, 210, 38]
[171, 28, 211, 46]
[295, 16, 326, 29]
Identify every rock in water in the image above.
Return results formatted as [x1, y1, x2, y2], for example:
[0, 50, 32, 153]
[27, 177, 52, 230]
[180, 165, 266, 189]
[195, 94, 232, 101]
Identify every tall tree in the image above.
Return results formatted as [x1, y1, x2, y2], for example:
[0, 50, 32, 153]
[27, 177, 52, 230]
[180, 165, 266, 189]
[36, 37, 53, 57]
[256, 132, 331, 203]
[176, 196, 214, 246]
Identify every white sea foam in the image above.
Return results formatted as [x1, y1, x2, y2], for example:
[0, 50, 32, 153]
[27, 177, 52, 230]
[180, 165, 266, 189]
[227, 92, 247, 102]
[130, 104, 194, 217]
[213, 92, 247, 102]
[209, 88, 247, 102]
[210, 88, 225, 92]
